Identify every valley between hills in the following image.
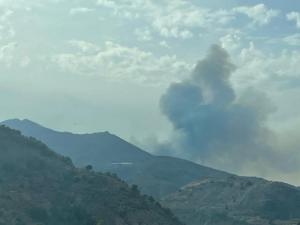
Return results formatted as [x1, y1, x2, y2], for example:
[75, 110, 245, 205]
[1, 119, 300, 225]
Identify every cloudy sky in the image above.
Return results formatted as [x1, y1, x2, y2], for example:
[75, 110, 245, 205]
[1, 0, 300, 184]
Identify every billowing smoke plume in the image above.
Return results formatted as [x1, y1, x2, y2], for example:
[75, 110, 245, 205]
[159, 45, 276, 172]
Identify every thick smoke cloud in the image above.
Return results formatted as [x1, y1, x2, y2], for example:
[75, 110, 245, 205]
[159, 45, 275, 172]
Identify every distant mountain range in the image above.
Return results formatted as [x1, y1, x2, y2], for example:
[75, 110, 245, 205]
[3, 119, 300, 225]
[1, 119, 228, 198]
[1, 119, 152, 168]
[0, 125, 183, 225]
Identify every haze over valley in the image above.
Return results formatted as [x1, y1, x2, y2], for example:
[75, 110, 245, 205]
[1, 0, 300, 224]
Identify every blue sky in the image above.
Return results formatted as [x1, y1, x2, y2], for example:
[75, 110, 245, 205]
[1, 0, 300, 184]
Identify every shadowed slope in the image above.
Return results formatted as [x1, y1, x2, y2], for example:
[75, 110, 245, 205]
[2, 119, 228, 198]
[0, 125, 183, 225]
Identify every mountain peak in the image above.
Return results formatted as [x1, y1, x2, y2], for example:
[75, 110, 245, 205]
[1, 118, 152, 169]
[1, 118, 47, 130]
[2, 119, 117, 136]
[3, 118, 36, 123]
[0, 118, 229, 198]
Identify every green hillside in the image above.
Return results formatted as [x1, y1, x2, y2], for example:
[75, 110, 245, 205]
[0, 125, 183, 225]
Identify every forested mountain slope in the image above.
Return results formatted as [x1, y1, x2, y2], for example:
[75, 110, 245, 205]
[2, 119, 228, 198]
[0, 125, 183, 225]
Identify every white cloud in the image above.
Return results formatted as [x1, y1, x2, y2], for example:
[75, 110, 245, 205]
[159, 40, 170, 48]
[0, 9, 15, 40]
[287, 11, 300, 28]
[283, 33, 300, 46]
[232, 42, 300, 91]
[96, 1, 280, 39]
[0, 0, 66, 9]
[219, 30, 242, 51]
[69, 7, 94, 15]
[0, 42, 17, 66]
[96, 0, 234, 39]
[19, 56, 31, 67]
[0, 8, 13, 22]
[68, 40, 100, 53]
[134, 28, 152, 42]
[96, 0, 117, 8]
[233, 4, 279, 26]
[0, 42, 30, 67]
[96, 0, 140, 19]
[53, 41, 192, 84]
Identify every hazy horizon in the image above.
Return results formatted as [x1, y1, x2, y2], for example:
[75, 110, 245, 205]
[1, 0, 300, 186]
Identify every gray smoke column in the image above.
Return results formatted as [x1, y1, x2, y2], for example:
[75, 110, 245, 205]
[160, 45, 274, 171]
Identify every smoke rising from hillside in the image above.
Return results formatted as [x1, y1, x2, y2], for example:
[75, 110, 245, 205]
[159, 45, 278, 172]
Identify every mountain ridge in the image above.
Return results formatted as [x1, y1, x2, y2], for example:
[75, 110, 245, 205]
[162, 175, 300, 225]
[1, 119, 152, 165]
[3, 119, 300, 225]
[1, 118, 229, 198]
[0, 125, 183, 225]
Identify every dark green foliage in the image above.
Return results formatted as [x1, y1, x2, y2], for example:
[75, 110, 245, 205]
[131, 185, 140, 196]
[0, 126, 183, 225]
[85, 165, 93, 171]
[28, 207, 48, 222]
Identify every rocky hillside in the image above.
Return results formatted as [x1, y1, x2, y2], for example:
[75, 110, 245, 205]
[109, 156, 228, 198]
[0, 125, 183, 225]
[1, 119, 228, 198]
[161, 175, 300, 225]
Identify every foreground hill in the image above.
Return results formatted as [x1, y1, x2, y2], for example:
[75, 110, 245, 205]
[1, 119, 228, 198]
[161, 176, 300, 225]
[0, 125, 183, 225]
